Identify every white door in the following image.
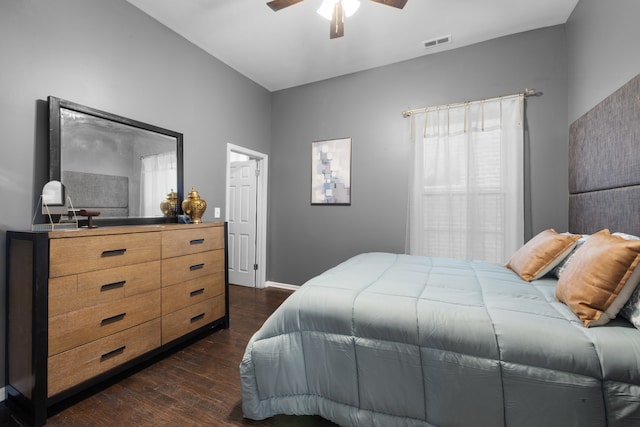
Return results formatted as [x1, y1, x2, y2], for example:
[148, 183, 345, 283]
[228, 160, 258, 287]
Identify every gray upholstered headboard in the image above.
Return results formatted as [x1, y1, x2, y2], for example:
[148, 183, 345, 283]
[569, 73, 640, 236]
[63, 171, 130, 217]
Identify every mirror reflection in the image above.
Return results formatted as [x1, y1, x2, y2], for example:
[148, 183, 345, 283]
[42, 180, 65, 207]
[49, 96, 184, 225]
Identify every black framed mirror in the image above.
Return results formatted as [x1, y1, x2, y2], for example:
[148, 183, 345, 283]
[48, 96, 184, 226]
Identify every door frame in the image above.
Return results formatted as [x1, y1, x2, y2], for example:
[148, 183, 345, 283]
[225, 143, 268, 288]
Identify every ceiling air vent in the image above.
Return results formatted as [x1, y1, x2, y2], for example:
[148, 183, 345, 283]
[423, 35, 452, 49]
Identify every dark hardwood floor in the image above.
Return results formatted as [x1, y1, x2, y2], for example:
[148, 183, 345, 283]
[1, 285, 338, 427]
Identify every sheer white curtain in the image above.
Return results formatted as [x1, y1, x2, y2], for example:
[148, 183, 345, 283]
[406, 95, 524, 264]
[140, 151, 177, 216]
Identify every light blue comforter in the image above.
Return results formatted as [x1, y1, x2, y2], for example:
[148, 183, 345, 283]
[240, 253, 640, 426]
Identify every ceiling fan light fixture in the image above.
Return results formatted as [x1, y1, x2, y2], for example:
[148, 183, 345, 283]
[317, 0, 360, 20]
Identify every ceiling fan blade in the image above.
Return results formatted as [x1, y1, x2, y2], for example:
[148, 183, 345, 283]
[330, 2, 345, 39]
[369, 0, 408, 9]
[266, 0, 305, 12]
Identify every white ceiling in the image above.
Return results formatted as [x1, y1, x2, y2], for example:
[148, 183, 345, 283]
[126, 0, 579, 92]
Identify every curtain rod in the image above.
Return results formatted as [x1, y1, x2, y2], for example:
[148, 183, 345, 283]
[401, 88, 542, 118]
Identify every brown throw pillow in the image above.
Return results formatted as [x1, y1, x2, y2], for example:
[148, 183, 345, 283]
[506, 229, 581, 281]
[555, 229, 640, 327]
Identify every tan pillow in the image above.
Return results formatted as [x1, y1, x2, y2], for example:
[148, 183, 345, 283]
[506, 229, 581, 281]
[555, 229, 640, 327]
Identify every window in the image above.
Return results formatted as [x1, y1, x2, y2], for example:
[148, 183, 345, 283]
[406, 95, 524, 263]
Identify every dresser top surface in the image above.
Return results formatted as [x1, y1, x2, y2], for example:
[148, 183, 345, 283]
[39, 222, 225, 239]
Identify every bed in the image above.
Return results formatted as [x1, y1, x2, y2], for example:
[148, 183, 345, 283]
[240, 74, 640, 426]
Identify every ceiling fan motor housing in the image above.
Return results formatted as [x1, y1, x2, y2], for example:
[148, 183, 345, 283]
[267, 0, 408, 39]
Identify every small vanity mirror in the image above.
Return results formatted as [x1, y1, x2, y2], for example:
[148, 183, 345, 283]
[41, 180, 67, 215]
[48, 96, 184, 226]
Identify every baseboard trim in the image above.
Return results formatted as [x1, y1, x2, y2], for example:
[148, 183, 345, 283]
[265, 281, 299, 291]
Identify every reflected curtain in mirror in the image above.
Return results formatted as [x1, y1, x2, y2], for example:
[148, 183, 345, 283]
[140, 151, 178, 216]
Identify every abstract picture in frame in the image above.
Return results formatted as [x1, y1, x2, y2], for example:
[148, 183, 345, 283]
[311, 137, 351, 205]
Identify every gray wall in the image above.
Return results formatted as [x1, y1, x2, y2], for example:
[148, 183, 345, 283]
[269, 25, 569, 285]
[566, 0, 640, 123]
[2, 0, 638, 399]
[0, 0, 270, 387]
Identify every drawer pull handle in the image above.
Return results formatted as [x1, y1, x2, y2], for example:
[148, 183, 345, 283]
[190, 288, 205, 297]
[190, 313, 205, 323]
[102, 248, 127, 257]
[101, 312, 126, 326]
[101, 281, 126, 292]
[101, 346, 126, 362]
[190, 238, 205, 245]
[190, 263, 205, 271]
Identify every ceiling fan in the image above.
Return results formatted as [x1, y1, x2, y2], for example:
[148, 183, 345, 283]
[267, 0, 408, 39]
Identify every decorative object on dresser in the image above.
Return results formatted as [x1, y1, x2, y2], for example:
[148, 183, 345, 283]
[32, 181, 78, 231]
[78, 209, 101, 228]
[181, 187, 207, 224]
[5, 222, 229, 427]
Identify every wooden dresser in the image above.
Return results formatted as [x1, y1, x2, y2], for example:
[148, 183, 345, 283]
[5, 222, 228, 426]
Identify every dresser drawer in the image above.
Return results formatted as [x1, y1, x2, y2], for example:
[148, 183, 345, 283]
[162, 272, 225, 315]
[161, 295, 225, 344]
[161, 249, 224, 287]
[162, 225, 224, 259]
[49, 260, 161, 317]
[49, 232, 161, 278]
[47, 319, 161, 397]
[49, 289, 161, 356]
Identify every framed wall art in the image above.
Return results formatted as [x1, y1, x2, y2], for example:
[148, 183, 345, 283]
[311, 137, 351, 205]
